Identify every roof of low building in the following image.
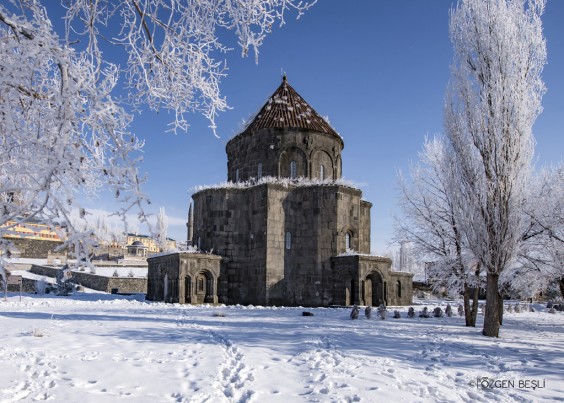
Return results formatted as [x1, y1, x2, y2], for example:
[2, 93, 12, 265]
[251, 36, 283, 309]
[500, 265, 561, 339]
[129, 241, 147, 248]
[239, 76, 340, 139]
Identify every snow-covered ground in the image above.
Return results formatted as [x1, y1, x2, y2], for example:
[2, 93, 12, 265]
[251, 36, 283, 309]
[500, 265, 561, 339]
[0, 294, 562, 402]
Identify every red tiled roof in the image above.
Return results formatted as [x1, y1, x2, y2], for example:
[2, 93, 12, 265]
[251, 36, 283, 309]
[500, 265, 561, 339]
[240, 76, 339, 138]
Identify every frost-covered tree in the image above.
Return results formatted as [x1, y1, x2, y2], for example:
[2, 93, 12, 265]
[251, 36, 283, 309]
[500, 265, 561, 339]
[0, 0, 314, 265]
[155, 206, 169, 252]
[511, 163, 564, 298]
[445, 0, 546, 337]
[396, 137, 480, 326]
[398, 242, 415, 272]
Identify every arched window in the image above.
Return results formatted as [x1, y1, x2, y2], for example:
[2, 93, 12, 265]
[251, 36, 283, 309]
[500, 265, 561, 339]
[320, 164, 325, 180]
[285, 232, 292, 250]
[235, 169, 239, 182]
[345, 232, 352, 250]
[397, 280, 402, 298]
[257, 163, 263, 179]
[290, 161, 297, 179]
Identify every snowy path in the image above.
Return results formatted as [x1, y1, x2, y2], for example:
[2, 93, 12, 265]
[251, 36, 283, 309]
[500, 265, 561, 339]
[176, 311, 256, 402]
[0, 295, 562, 402]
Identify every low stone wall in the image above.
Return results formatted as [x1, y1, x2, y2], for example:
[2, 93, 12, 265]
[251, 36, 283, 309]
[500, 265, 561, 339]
[29, 265, 59, 278]
[7, 238, 66, 258]
[30, 265, 147, 294]
[6, 278, 37, 293]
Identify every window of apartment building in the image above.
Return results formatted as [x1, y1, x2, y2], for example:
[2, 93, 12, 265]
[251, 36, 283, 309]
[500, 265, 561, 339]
[285, 232, 292, 250]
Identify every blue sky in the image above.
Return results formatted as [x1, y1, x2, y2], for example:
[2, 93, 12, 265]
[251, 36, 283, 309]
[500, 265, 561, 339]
[75, 0, 563, 253]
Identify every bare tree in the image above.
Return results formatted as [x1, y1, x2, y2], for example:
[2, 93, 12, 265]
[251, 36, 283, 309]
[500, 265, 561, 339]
[396, 136, 480, 326]
[445, 0, 546, 337]
[0, 0, 314, 265]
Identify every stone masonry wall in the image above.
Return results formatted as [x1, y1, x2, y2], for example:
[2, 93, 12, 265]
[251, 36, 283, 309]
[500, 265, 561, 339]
[193, 182, 369, 306]
[330, 256, 413, 306]
[7, 238, 65, 258]
[6, 278, 36, 293]
[269, 185, 342, 306]
[146, 253, 221, 304]
[192, 187, 269, 305]
[30, 265, 147, 294]
[147, 253, 180, 302]
[335, 188, 371, 254]
[226, 128, 343, 182]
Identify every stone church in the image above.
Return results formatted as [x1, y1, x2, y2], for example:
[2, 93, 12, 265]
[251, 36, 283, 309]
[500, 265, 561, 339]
[147, 77, 413, 306]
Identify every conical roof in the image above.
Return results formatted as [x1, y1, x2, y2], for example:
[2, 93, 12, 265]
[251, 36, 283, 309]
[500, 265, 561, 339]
[240, 76, 340, 138]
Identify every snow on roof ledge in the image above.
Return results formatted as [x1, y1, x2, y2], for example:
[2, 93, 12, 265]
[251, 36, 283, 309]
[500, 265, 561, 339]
[148, 248, 220, 259]
[191, 176, 360, 193]
[335, 250, 390, 259]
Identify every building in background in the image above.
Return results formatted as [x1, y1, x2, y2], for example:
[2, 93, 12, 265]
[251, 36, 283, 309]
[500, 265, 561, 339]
[1, 217, 63, 242]
[125, 233, 176, 255]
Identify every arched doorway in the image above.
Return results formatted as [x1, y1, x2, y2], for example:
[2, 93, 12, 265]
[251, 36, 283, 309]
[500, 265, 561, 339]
[366, 271, 384, 306]
[194, 270, 215, 304]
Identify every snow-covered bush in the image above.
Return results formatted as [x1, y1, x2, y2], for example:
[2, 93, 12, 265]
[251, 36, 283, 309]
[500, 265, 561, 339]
[365, 306, 372, 319]
[393, 310, 401, 319]
[407, 307, 415, 318]
[433, 307, 444, 318]
[445, 304, 453, 317]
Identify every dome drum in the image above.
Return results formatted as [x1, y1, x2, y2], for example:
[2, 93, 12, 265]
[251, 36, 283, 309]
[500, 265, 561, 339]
[226, 128, 343, 182]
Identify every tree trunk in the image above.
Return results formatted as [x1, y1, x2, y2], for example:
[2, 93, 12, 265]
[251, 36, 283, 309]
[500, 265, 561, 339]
[463, 283, 478, 327]
[483, 272, 501, 337]
[498, 291, 504, 326]
[559, 277, 564, 299]
[463, 286, 472, 327]
[471, 286, 479, 326]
